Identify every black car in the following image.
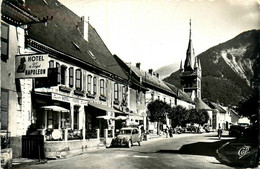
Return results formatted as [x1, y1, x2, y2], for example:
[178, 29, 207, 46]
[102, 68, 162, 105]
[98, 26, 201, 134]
[229, 125, 245, 137]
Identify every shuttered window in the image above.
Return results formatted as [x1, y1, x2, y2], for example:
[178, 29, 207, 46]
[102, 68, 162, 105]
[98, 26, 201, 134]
[1, 23, 9, 62]
[69, 67, 74, 87]
[1, 90, 8, 130]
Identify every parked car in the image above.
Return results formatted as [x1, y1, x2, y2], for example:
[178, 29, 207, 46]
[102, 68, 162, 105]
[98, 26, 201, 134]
[111, 127, 142, 148]
[229, 125, 245, 137]
[203, 124, 214, 133]
[216, 137, 258, 168]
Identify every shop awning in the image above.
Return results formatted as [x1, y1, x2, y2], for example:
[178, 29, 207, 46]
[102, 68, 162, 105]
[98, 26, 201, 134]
[40, 105, 69, 113]
[88, 102, 122, 113]
[115, 116, 127, 120]
[96, 115, 115, 120]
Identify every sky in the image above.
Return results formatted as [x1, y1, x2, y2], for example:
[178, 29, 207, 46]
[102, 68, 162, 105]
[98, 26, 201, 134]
[59, 0, 260, 71]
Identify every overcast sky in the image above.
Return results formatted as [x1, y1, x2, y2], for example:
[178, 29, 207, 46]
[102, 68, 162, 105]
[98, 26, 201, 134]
[59, 0, 260, 71]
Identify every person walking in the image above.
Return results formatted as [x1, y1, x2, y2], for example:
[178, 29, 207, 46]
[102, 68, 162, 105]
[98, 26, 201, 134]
[218, 127, 223, 139]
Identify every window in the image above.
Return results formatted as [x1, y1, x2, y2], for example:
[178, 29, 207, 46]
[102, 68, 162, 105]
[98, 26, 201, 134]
[158, 96, 160, 100]
[93, 77, 97, 94]
[69, 67, 74, 87]
[170, 100, 172, 106]
[114, 83, 118, 100]
[1, 90, 8, 130]
[56, 63, 61, 84]
[49, 60, 54, 68]
[61, 66, 66, 85]
[100, 79, 105, 96]
[122, 86, 126, 101]
[151, 93, 154, 101]
[47, 111, 58, 129]
[1, 23, 9, 62]
[87, 75, 92, 93]
[164, 98, 166, 102]
[75, 69, 82, 90]
[74, 106, 79, 129]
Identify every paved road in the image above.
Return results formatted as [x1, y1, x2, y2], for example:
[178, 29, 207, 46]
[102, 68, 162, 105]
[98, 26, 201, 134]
[15, 132, 238, 169]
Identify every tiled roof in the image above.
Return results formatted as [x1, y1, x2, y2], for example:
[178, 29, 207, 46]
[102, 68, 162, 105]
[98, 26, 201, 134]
[194, 98, 212, 110]
[208, 102, 226, 113]
[130, 65, 174, 95]
[164, 82, 194, 103]
[25, 0, 128, 80]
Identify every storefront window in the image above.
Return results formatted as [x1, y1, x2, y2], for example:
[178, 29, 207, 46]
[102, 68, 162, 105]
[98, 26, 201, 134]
[47, 111, 59, 129]
[74, 106, 79, 129]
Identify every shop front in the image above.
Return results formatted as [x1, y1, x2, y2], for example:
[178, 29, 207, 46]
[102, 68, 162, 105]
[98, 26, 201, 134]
[23, 92, 100, 159]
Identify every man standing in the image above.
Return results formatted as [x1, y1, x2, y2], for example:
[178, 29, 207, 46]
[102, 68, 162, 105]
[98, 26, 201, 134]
[218, 127, 223, 139]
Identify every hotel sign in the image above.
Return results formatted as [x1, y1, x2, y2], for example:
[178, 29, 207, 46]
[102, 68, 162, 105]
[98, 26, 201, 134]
[15, 54, 48, 78]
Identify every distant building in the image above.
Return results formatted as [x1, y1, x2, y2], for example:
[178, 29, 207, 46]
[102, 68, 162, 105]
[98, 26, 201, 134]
[180, 20, 202, 99]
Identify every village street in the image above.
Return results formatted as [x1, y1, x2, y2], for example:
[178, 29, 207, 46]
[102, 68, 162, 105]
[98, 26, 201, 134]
[13, 132, 238, 169]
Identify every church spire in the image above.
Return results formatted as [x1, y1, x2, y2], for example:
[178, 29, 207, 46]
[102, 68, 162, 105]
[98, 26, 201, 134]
[184, 19, 195, 71]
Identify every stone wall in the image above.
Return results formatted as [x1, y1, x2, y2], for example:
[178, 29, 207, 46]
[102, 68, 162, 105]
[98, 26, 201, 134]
[44, 139, 100, 159]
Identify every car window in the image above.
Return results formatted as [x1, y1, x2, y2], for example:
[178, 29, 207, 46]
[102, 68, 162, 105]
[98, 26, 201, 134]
[120, 129, 131, 134]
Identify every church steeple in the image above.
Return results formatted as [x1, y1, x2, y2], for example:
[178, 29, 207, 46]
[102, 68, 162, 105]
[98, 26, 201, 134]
[180, 19, 202, 99]
[184, 19, 195, 71]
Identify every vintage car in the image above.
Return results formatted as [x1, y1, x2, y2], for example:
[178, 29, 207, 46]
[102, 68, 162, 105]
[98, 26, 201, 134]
[111, 127, 142, 148]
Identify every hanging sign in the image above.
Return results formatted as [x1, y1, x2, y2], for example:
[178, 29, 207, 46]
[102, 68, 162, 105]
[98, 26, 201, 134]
[15, 54, 48, 78]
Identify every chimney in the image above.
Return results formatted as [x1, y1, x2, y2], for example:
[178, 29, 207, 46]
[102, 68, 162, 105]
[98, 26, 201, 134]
[79, 16, 89, 42]
[156, 73, 160, 79]
[148, 69, 153, 75]
[136, 62, 141, 69]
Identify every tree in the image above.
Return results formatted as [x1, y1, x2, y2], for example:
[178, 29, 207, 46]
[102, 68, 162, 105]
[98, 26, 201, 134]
[237, 89, 259, 123]
[147, 100, 171, 134]
[197, 109, 210, 126]
[169, 105, 188, 127]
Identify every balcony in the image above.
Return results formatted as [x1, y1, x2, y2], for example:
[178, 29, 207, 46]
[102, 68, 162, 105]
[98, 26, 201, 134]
[99, 95, 107, 101]
[86, 92, 96, 99]
[59, 85, 71, 93]
[74, 89, 85, 96]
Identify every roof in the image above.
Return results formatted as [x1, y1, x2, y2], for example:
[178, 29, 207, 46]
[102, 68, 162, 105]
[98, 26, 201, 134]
[25, 0, 128, 81]
[194, 98, 212, 110]
[207, 102, 226, 113]
[165, 82, 194, 104]
[129, 65, 175, 96]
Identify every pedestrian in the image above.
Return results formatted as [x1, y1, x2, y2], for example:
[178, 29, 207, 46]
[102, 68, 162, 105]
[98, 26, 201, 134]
[169, 127, 173, 137]
[218, 127, 222, 139]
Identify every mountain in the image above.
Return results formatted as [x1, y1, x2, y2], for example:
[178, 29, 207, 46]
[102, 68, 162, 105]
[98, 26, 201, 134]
[155, 62, 179, 79]
[164, 29, 260, 106]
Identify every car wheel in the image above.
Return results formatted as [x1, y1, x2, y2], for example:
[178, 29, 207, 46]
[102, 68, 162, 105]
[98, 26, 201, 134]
[128, 140, 132, 148]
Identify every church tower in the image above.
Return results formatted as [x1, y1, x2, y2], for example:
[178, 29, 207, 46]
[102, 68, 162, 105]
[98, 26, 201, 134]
[180, 20, 202, 99]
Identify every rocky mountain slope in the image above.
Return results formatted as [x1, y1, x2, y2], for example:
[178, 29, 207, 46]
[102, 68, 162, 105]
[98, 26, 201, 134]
[164, 29, 260, 106]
